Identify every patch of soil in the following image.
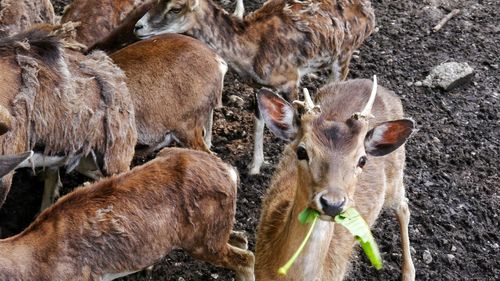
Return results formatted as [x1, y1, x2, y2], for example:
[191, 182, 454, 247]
[1, 0, 498, 280]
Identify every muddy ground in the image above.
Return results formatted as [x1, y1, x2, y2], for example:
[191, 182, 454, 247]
[0, 0, 498, 280]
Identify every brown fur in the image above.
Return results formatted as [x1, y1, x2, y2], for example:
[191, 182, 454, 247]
[61, 0, 152, 48]
[0, 26, 137, 208]
[0, 148, 254, 281]
[256, 79, 415, 280]
[110, 33, 226, 153]
[87, 1, 155, 53]
[0, 105, 11, 135]
[136, 0, 375, 98]
[0, 0, 55, 37]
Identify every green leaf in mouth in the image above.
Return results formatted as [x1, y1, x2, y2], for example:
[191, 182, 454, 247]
[277, 207, 382, 276]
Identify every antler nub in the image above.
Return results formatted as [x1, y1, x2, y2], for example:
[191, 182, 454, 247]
[293, 88, 321, 114]
[352, 75, 377, 120]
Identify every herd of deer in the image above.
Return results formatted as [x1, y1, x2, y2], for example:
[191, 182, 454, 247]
[0, 0, 417, 280]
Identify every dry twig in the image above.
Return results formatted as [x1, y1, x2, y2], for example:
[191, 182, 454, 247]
[433, 9, 461, 32]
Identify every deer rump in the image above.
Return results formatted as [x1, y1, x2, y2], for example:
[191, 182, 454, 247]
[0, 27, 137, 205]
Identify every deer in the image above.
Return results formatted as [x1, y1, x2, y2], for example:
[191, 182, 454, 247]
[60, 0, 153, 48]
[254, 78, 416, 280]
[0, 0, 55, 37]
[109, 33, 227, 153]
[0, 25, 137, 211]
[0, 147, 255, 281]
[133, 0, 376, 175]
[61, 0, 244, 52]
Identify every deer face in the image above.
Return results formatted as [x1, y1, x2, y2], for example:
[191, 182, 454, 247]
[257, 87, 414, 220]
[134, 0, 199, 38]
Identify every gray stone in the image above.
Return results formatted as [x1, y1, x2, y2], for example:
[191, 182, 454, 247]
[423, 249, 433, 264]
[422, 62, 474, 91]
[228, 95, 245, 107]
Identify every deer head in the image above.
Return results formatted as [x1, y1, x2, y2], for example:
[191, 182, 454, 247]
[134, 0, 201, 38]
[257, 78, 414, 219]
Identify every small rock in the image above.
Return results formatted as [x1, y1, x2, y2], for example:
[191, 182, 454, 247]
[423, 249, 433, 264]
[451, 245, 457, 252]
[414, 81, 423, 87]
[422, 62, 474, 91]
[228, 95, 245, 108]
[211, 273, 219, 279]
[446, 254, 455, 263]
[406, 81, 413, 87]
[178, 278, 186, 281]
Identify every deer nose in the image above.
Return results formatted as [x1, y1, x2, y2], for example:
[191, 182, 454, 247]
[134, 23, 144, 33]
[319, 196, 346, 217]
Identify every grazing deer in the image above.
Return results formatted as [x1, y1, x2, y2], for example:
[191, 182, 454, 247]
[110, 33, 227, 153]
[255, 78, 416, 280]
[0, 0, 55, 37]
[0, 147, 255, 281]
[134, 0, 376, 174]
[0, 25, 137, 210]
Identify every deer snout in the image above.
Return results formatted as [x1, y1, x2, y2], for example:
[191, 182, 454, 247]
[319, 194, 346, 218]
[134, 23, 144, 34]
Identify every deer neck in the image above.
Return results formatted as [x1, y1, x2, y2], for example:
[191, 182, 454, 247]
[188, 1, 255, 78]
[277, 171, 335, 279]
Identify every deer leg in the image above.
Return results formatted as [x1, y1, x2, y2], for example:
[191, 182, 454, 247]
[40, 168, 62, 211]
[192, 243, 255, 281]
[203, 108, 214, 149]
[395, 197, 416, 281]
[248, 113, 265, 175]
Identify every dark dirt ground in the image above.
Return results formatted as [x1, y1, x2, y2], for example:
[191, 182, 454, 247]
[0, 0, 498, 280]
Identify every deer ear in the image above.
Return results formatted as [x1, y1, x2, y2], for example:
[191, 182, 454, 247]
[365, 119, 415, 156]
[257, 88, 298, 141]
[0, 151, 33, 178]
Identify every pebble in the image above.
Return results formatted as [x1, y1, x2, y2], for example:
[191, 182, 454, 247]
[422, 62, 474, 91]
[451, 245, 457, 252]
[423, 249, 433, 264]
[446, 254, 455, 263]
[211, 273, 219, 279]
[228, 95, 245, 108]
[414, 81, 423, 87]
[178, 278, 185, 281]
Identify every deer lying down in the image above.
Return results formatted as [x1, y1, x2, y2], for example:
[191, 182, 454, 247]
[0, 0, 55, 37]
[134, 0, 376, 175]
[0, 148, 255, 281]
[255, 79, 416, 280]
[61, 0, 153, 48]
[0, 25, 137, 210]
[69, 0, 244, 53]
[110, 33, 227, 153]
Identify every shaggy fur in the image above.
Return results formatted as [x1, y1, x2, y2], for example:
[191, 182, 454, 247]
[0, 27, 137, 208]
[0, 0, 55, 37]
[0, 148, 254, 281]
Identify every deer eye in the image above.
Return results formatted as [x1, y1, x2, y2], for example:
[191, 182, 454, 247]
[296, 145, 309, 161]
[170, 7, 182, 14]
[357, 156, 368, 168]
